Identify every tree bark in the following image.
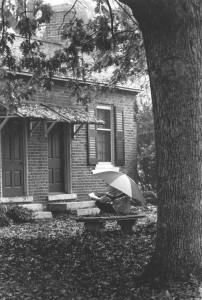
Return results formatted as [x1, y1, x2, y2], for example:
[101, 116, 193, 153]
[120, 0, 202, 278]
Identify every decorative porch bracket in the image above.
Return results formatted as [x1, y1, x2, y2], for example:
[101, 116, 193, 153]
[71, 124, 84, 138]
[0, 116, 10, 130]
[29, 120, 42, 137]
[44, 121, 57, 137]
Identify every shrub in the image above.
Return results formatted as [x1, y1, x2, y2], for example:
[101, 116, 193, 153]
[137, 102, 156, 193]
[134, 217, 157, 236]
[6, 205, 33, 224]
[0, 204, 11, 227]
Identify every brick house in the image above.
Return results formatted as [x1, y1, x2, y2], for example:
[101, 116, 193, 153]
[0, 4, 139, 211]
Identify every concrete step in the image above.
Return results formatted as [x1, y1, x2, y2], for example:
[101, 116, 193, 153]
[77, 207, 100, 216]
[47, 200, 96, 212]
[32, 211, 52, 219]
[1, 196, 34, 203]
[48, 193, 77, 202]
[20, 203, 45, 211]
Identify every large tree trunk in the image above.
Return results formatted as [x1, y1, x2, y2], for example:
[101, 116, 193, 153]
[121, 0, 202, 278]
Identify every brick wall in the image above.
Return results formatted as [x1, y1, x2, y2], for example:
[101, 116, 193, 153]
[42, 8, 70, 43]
[29, 81, 138, 202]
[70, 89, 138, 201]
[0, 76, 137, 202]
[42, 3, 91, 43]
[27, 121, 49, 202]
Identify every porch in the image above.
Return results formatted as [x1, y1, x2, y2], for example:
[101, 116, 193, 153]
[0, 101, 103, 207]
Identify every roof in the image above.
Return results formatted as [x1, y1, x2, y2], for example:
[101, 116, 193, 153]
[1, 102, 104, 124]
[5, 35, 141, 93]
[12, 70, 141, 94]
[49, 105, 100, 123]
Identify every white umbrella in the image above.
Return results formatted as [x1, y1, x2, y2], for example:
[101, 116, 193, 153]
[93, 170, 145, 204]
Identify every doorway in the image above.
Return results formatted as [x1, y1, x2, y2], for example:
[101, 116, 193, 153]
[48, 123, 64, 193]
[2, 119, 24, 197]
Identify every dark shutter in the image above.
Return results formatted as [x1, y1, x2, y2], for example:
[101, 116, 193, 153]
[87, 107, 98, 165]
[115, 106, 125, 166]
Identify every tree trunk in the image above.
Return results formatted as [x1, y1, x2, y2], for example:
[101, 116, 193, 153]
[121, 0, 202, 278]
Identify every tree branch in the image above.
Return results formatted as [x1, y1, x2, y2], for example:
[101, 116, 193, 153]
[24, 0, 31, 47]
[58, 0, 79, 33]
[105, 0, 114, 38]
[0, 0, 6, 48]
[114, 0, 139, 27]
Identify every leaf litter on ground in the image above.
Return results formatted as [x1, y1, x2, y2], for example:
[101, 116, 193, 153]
[0, 207, 201, 300]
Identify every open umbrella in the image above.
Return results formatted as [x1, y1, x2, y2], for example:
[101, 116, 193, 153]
[93, 170, 145, 204]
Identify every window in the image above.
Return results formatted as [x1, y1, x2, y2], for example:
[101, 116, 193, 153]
[87, 105, 125, 166]
[97, 107, 111, 162]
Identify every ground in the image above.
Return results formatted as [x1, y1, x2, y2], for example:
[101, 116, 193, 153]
[0, 207, 201, 299]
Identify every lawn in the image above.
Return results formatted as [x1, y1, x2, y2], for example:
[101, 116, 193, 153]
[0, 208, 200, 300]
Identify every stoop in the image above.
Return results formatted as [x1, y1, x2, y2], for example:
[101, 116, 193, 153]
[20, 203, 45, 211]
[47, 200, 97, 212]
[48, 193, 77, 202]
[19, 194, 100, 217]
[20, 203, 53, 219]
[46, 193, 100, 215]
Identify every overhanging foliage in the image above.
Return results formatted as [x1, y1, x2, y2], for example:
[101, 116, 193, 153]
[0, 0, 146, 106]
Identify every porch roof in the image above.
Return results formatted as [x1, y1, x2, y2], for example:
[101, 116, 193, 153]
[1, 102, 104, 124]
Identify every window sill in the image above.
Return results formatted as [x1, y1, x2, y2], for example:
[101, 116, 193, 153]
[92, 162, 119, 173]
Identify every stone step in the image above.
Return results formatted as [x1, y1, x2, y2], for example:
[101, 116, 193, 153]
[77, 207, 100, 216]
[20, 203, 45, 211]
[48, 193, 77, 202]
[1, 196, 34, 203]
[32, 211, 52, 219]
[47, 200, 96, 212]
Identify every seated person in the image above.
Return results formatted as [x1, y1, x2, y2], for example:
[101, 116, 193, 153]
[95, 188, 132, 215]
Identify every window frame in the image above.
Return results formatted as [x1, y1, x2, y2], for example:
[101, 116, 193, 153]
[96, 105, 113, 163]
[87, 104, 125, 167]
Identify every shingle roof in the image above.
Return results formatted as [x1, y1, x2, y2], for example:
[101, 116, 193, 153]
[17, 103, 63, 121]
[49, 105, 100, 124]
[1, 102, 104, 124]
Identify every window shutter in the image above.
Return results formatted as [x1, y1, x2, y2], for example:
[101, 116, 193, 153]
[87, 107, 98, 165]
[115, 106, 125, 166]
